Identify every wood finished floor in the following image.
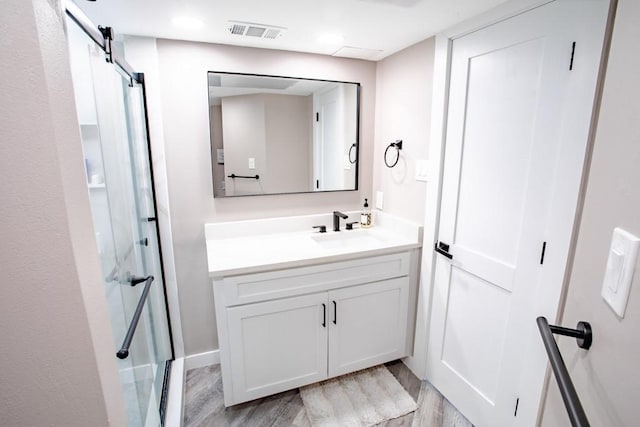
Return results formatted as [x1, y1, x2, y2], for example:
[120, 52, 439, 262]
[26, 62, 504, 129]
[183, 360, 473, 427]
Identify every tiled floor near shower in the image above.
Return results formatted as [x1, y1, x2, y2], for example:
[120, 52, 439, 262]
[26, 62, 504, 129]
[183, 360, 472, 426]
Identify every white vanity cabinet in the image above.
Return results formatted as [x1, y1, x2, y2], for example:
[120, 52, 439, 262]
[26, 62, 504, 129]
[213, 251, 418, 406]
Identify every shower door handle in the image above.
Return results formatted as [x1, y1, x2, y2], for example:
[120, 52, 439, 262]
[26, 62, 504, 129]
[117, 275, 155, 359]
[129, 274, 152, 287]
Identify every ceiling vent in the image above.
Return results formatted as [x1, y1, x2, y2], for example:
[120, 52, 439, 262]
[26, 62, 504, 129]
[227, 21, 286, 39]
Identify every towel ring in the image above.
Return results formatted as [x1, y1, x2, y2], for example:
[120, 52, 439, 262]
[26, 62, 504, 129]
[384, 140, 403, 168]
[348, 144, 357, 164]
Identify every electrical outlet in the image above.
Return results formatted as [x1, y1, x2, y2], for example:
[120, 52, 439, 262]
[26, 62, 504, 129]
[376, 191, 384, 210]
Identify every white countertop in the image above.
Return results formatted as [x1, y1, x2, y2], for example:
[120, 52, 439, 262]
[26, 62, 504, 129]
[205, 211, 423, 277]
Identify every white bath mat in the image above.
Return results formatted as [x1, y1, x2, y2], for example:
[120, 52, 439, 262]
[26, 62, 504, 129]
[299, 365, 418, 427]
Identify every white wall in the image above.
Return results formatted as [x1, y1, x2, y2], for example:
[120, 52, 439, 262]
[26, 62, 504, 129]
[148, 39, 377, 356]
[374, 38, 435, 224]
[0, 0, 126, 424]
[541, 0, 640, 425]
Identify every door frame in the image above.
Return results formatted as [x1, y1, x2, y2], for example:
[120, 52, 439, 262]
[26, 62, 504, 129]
[405, 0, 616, 424]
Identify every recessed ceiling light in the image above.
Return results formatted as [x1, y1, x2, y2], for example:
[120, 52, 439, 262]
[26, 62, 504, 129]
[317, 34, 344, 45]
[172, 16, 204, 30]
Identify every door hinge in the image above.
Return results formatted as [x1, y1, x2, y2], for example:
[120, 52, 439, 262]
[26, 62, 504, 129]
[316, 112, 319, 122]
[540, 241, 547, 265]
[514, 397, 520, 416]
[569, 41, 576, 71]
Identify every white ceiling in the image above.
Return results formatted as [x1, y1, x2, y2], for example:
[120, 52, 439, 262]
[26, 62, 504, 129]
[74, 0, 509, 61]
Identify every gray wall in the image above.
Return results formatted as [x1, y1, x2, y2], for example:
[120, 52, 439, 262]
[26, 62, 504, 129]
[220, 93, 312, 195]
[210, 105, 226, 196]
[541, 0, 640, 425]
[264, 94, 313, 193]
[374, 37, 435, 375]
[130, 35, 438, 358]
[0, 0, 126, 424]
[221, 95, 267, 196]
[374, 38, 435, 224]
[153, 39, 377, 356]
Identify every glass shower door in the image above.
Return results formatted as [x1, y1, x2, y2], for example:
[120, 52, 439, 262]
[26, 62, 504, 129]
[66, 18, 173, 427]
[118, 68, 174, 423]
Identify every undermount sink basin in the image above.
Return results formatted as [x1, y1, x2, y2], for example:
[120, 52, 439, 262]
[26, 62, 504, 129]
[310, 229, 387, 250]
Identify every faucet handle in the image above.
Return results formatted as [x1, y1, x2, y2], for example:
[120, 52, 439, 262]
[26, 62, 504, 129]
[346, 222, 358, 231]
[313, 225, 327, 233]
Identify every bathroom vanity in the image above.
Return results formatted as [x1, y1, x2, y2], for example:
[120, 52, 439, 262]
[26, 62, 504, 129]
[205, 212, 423, 406]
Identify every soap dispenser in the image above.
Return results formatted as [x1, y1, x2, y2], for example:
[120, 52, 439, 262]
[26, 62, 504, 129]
[360, 198, 372, 228]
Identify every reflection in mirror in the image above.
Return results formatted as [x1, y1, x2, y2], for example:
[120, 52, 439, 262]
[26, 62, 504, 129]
[208, 72, 360, 197]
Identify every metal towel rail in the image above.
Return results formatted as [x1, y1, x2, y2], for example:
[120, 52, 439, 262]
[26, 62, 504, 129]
[537, 316, 592, 427]
[228, 173, 259, 180]
[117, 276, 154, 359]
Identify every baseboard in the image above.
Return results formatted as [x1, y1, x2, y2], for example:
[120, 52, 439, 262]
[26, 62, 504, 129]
[165, 357, 184, 427]
[184, 349, 220, 370]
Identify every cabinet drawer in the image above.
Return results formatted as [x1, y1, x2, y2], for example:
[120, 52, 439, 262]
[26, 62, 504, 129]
[218, 252, 410, 306]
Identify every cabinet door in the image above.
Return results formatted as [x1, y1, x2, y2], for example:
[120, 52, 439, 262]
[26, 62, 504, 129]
[227, 293, 328, 403]
[328, 277, 410, 377]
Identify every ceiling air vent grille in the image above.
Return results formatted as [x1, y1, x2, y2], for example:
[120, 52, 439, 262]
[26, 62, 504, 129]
[229, 24, 245, 35]
[263, 28, 282, 39]
[227, 21, 286, 39]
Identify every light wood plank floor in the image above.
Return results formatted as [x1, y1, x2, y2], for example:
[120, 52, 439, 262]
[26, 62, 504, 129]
[183, 360, 472, 426]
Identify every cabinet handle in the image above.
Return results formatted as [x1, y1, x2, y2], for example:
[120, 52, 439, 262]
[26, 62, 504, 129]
[322, 303, 326, 327]
[333, 300, 337, 325]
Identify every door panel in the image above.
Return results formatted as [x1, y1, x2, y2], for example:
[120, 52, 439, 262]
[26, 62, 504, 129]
[441, 267, 511, 403]
[454, 39, 543, 266]
[227, 293, 328, 403]
[427, 1, 609, 425]
[328, 278, 409, 377]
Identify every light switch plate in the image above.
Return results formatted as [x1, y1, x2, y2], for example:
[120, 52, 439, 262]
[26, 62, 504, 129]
[416, 159, 428, 182]
[601, 227, 640, 318]
[343, 154, 352, 170]
[248, 158, 255, 169]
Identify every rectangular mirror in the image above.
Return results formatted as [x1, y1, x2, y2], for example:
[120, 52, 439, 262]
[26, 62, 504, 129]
[208, 71, 360, 197]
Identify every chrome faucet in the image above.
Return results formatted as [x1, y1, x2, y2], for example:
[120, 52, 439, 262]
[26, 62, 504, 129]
[333, 211, 348, 232]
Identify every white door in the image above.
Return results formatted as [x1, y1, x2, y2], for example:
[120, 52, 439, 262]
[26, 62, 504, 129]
[426, 1, 609, 426]
[227, 293, 328, 403]
[314, 87, 342, 190]
[328, 278, 410, 377]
